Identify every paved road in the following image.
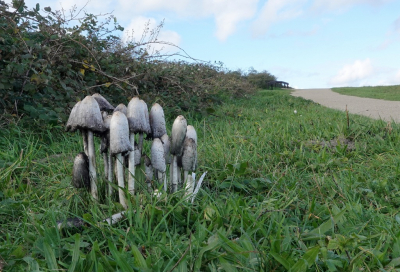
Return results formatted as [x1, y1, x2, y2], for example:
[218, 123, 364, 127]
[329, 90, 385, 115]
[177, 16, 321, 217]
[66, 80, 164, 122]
[291, 88, 400, 122]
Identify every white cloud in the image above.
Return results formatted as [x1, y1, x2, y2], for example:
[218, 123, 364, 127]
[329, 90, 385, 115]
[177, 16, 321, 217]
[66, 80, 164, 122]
[311, 0, 392, 12]
[252, 0, 307, 37]
[118, 0, 258, 41]
[329, 58, 374, 86]
[122, 17, 181, 54]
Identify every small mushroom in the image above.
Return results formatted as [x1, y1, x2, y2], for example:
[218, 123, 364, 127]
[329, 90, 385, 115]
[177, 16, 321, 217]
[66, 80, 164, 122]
[72, 152, 90, 189]
[161, 134, 171, 164]
[110, 111, 133, 209]
[114, 103, 127, 116]
[170, 115, 187, 192]
[151, 138, 167, 192]
[149, 103, 167, 139]
[181, 138, 197, 187]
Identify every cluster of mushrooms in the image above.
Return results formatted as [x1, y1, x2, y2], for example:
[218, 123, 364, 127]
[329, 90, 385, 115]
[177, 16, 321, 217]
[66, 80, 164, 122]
[65, 93, 204, 209]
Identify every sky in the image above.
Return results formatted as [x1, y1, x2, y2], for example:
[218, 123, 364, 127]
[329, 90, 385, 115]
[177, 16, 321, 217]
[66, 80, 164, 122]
[11, 0, 400, 88]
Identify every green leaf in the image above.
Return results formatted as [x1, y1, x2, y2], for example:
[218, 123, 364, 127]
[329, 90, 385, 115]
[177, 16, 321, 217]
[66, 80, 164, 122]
[131, 245, 147, 269]
[270, 251, 292, 270]
[108, 240, 135, 272]
[290, 246, 320, 272]
[44, 6, 51, 12]
[43, 241, 58, 270]
[35, 3, 40, 11]
[302, 208, 346, 240]
[68, 234, 81, 272]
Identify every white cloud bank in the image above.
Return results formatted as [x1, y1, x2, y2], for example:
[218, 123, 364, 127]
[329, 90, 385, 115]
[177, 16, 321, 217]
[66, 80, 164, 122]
[329, 58, 374, 86]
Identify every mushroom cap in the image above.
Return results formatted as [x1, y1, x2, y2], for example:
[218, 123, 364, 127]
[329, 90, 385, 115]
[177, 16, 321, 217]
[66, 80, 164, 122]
[149, 103, 167, 138]
[186, 125, 197, 144]
[65, 101, 81, 132]
[92, 93, 114, 112]
[181, 138, 197, 172]
[151, 138, 166, 172]
[75, 96, 105, 133]
[114, 103, 127, 116]
[109, 111, 133, 155]
[170, 115, 187, 156]
[143, 154, 153, 182]
[72, 152, 90, 189]
[161, 134, 171, 164]
[103, 114, 112, 130]
[127, 97, 151, 134]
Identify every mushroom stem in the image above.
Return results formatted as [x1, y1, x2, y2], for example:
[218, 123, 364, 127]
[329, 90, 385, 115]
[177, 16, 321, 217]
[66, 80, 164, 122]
[157, 171, 167, 192]
[87, 130, 98, 200]
[108, 152, 113, 197]
[138, 133, 144, 155]
[116, 153, 127, 209]
[82, 130, 88, 156]
[103, 153, 108, 178]
[184, 173, 195, 199]
[171, 155, 178, 193]
[183, 170, 189, 186]
[128, 134, 135, 195]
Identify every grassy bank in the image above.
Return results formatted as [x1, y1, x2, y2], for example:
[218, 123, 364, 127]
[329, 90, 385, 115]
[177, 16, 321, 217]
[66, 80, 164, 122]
[1, 90, 400, 271]
[333, 85, 400, 101]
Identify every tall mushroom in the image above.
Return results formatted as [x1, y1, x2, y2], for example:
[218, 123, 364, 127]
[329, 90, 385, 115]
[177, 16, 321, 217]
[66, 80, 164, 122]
[126, 97, 150, 194]
[92, 93, 114, 112]
[151, 138, 167, 192]
[170, 115, 187, 192]
[101, 114, 114, 196]
[66, 101, 89, 156]
[110, 111, 133, 209]
[149, 103, 167, 139]
[75, 96, 105, 200]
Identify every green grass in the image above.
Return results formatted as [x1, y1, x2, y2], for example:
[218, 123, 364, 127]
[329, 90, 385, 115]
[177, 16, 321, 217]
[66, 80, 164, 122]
[333, 85, 400, 101]
[2, 90, 400, 271]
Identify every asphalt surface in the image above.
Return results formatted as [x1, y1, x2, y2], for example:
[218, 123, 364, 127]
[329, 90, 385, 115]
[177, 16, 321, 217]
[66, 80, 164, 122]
[291, 88, 400, 122]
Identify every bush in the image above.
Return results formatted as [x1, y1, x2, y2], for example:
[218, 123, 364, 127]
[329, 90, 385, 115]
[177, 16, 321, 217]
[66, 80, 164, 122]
[0, 1, 275, 127]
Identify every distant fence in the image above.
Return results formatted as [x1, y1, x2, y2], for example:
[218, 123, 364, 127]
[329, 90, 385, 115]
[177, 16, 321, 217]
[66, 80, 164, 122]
[266, 81, 289, 89]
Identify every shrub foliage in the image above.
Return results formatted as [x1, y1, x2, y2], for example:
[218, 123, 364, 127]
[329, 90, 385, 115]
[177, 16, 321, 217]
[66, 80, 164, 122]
[0, 0, 276, 126]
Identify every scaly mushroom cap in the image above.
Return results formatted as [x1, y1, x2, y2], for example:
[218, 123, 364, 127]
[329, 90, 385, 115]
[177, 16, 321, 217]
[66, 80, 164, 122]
[75, 96, 105, 133]
[114, 103, 127, 116]
[149, 103, 166, 138]
[161, 134, 171, 164]
[186, 125, 197, 144]
[143, 155, 153, 182]
[170, 115, 187, 156]
[72, 152, 90, 189]
[127, 97, 151, 134]
[151, 138, 166, 172]
[92, 93, 114, 112]
[65, 101, 81, 132]
[109, 111, 133, 155]
[140, 100, 151, 135]
[100, 115, 112, 153]
[181, 138, 197, 171]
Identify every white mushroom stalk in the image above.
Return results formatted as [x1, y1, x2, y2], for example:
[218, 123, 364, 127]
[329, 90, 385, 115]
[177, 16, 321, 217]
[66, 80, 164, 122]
[170, 115, 187, 193]
[181, 138, 197, 187]
[75, 96, 105, 200]
[151, 138, 167, 192]
[110, 111, 133, 209]
[101, 114, 113, 196]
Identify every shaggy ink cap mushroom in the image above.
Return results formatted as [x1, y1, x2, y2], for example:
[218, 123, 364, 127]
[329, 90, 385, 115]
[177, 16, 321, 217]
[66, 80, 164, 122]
[171, 115, 187, 156]
[186, 125, 197, 144]
[65, 101, 81, 132]
[110, 111, 133, 155]
[149, 103, 167, 138]
[114, 103, 128, 116]
[181, 138, 197, 172]
[127, 97, 150, 134]
[161, 134, 171, 164]
[72, 152, 90, 189]
[92, 93, 114, 112]
[151, 138, 166, 172]
[76, 96, 105, 133]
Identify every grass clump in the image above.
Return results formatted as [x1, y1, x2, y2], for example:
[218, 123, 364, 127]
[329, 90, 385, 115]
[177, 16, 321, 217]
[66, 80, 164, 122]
[333, 85, 400, 101]
[2, 90, 400, 271]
